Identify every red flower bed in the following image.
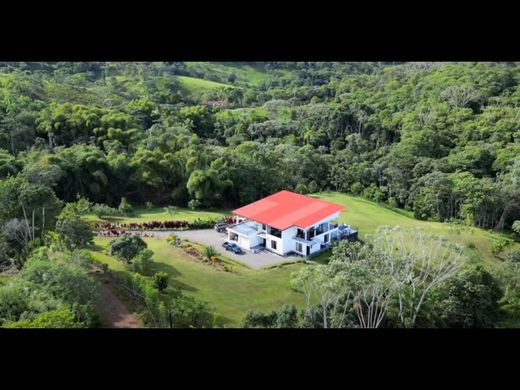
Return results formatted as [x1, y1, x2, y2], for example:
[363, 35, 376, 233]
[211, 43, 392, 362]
[97, 230, 157, 238]
[92, 220, 190, 231]
[92, 216, 238, 237]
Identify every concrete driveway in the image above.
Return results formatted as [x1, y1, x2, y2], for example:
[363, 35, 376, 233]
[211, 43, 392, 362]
[172, 229, 301, 269]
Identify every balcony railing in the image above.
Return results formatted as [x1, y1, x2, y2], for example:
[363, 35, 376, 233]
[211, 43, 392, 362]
[269, 230, 282, 238]
[303, 224, 339, 240]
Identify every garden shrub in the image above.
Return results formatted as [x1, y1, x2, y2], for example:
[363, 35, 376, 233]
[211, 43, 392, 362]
[507, 249, 520, 263]
[4, 307, 82, 328]
[491, 239, 510, 255]
[387, 197, 398, 208]
[205, 245, 218, 259]
[513, 221, 520, 238]
[108, 236, 147, 262]
[131, 249, 154, 275]
[242, 309, 278, 328]
[163, 295, 213, 328]
[118, 197, 134, 216]
[153, 272, 169, 292]
[21, 256, 100, 327]
[92, 203, 121, 219]
[188, 199, 201, 210]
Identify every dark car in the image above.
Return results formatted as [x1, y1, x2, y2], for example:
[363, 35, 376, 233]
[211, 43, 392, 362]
[214, 223, 228, 233]
[226, 243, 242, 254]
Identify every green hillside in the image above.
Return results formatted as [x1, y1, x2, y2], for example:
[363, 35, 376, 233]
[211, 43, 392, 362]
[176, 75, 233, 97]
[184, 62, 269, 86]
[314, 192, 518, 266]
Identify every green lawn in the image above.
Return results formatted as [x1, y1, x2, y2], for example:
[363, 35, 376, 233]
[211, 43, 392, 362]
[312, 192, 519, 265]
[87, 192, 520, 327]
[84, 207, 229, 224]
[92, 237, 305, 327]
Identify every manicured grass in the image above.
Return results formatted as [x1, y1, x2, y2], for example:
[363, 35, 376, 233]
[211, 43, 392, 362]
[88, 192, 520, 327]
[92, 237, 305, 327]
[176, 75, 233, 96]
[84, 207, 229, 224]
[312, 192, 519, 266]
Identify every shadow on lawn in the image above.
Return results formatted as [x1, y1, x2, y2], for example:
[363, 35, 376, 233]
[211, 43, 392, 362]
[150, 262, 198, 293]
[90, 243, 107, 252]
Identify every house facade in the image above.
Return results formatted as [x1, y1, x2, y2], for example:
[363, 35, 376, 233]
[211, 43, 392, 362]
[226, 190, 345, 256]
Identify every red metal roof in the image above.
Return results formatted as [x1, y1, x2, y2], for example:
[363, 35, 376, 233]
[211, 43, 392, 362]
[232, 190, 345, 230]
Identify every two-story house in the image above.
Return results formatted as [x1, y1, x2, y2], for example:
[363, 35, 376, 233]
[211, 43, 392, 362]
[226, 190, 345, 256]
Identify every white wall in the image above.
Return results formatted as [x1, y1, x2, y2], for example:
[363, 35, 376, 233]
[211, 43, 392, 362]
[281, 226, 298, 255]
[246, 212, 340, 256]
[237, 235, 250, 250]
[309, 242, 321, 255]
[264, 236, 281, 255]
[249, 234, 262, 248]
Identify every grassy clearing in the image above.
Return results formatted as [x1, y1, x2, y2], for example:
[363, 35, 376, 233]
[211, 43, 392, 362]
[184, 62, 269, 86]
[84, 207, 229, 224]
[92, 237, 305, 327]
[312, 192, 519, 266]
[176, 75, 233, 96]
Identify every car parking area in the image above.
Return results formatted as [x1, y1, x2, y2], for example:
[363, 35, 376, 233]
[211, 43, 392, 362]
[173, 229, 301, 269]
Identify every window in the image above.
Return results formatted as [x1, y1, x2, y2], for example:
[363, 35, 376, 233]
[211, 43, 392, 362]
[262, 224, 266, 231]
[296, 242, 302, 253]
[324, 234, 329, 243]
[271, 240, 277, 250]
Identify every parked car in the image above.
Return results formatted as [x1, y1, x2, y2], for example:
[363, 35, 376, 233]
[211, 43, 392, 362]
[222, 241, 230, 249]
[226, 243, 242, 254]
[214, 223, 228, 233]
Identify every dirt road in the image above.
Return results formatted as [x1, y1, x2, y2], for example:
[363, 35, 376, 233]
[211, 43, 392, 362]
[96, 280, 143, 328]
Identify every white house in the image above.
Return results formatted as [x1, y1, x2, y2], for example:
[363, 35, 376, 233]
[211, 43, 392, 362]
[226, 190, 346, 256]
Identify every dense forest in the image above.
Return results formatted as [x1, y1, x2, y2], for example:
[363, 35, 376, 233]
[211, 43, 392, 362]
[1, 61, 520, 328]
[1, 62, 519, 229]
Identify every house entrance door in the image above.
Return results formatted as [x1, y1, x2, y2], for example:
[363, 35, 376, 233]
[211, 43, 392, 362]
[306, 245, 310, 256]
[262, 238, 266, 247]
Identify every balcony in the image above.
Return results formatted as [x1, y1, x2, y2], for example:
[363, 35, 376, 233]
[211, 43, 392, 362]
[300, 223, 339, 240]
[292, 235, 316, 245]
[268, 227, 282, 238]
